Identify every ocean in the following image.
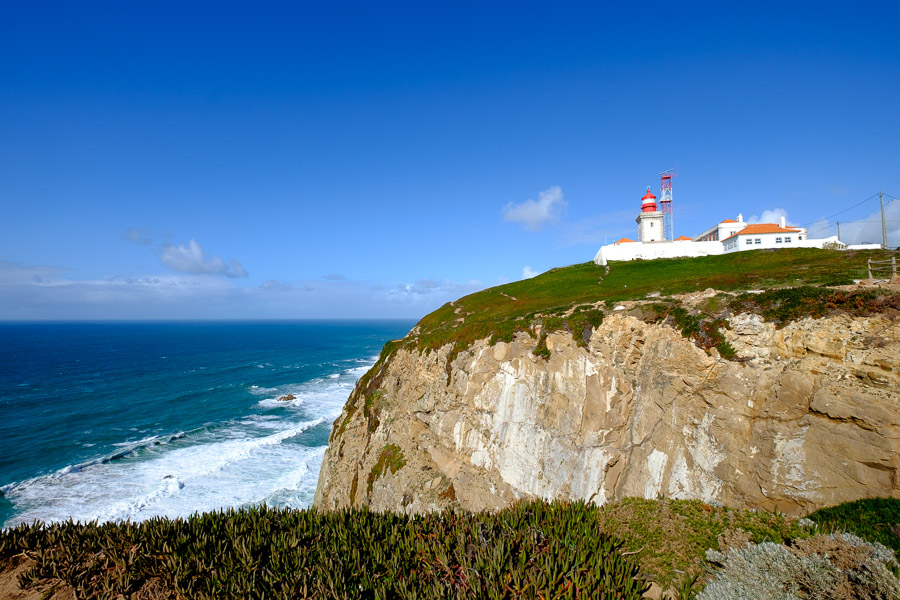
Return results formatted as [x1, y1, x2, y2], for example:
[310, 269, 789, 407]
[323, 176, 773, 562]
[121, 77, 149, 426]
[0, 320, 414, 527]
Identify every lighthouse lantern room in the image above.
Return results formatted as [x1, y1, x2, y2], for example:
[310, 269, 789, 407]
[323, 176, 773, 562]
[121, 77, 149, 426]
[635, 187, 664, 242]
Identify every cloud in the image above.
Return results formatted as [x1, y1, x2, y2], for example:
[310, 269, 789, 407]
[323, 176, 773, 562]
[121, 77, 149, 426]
[830, 200, 900, 246]
[381, 278, 485, 305]
[521, 266, 539, 279]
[0, 260, 486, 320]
[260, 279, 294, 291]
[502, 186, 567, 230]
[746, 208, 795, 226]
[0, 260, 69, 285]
[769, 201, 900, 247]
[158, 239, 248, 278]
[122, 227, 154, 245]
[323, 273, 346, 280]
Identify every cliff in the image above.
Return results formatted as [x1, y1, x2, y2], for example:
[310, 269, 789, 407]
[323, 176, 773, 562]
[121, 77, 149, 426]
[314, 255, 900, 516]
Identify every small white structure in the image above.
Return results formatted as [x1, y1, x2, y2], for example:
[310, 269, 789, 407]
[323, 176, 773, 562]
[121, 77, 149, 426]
[593, 188, 859, 267]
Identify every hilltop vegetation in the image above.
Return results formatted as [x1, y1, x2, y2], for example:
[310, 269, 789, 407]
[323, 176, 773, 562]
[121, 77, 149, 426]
[386, 249, 897, 367]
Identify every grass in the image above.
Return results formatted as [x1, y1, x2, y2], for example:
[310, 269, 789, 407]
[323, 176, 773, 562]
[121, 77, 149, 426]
[380, 248, 895, 375]
[404, 249, 889, 360]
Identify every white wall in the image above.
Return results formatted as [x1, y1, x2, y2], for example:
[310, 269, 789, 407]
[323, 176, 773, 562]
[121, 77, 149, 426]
[593, 240, 724, 266]
[723, 233, 839, 254]
[593, 236, 866, 266]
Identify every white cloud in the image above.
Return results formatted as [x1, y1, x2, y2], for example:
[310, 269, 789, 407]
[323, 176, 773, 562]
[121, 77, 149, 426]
[746, 208, 795, 226]
[833, 200, 900, 246]
[122, 227, 154, 245]
[502, 186, 567, 230]
[0, 260, 486, 320]
[158, 239, 248, 278]
[521, 266, 539, 279]
[381, 278, 485, 305]
[260, 279, 294, 291]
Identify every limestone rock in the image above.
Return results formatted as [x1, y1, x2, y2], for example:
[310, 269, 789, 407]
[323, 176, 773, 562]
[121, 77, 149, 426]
[314, 311, 900, 516]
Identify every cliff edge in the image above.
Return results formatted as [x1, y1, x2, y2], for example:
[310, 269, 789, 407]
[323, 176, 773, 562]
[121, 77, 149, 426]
[314, 253, 900, 516]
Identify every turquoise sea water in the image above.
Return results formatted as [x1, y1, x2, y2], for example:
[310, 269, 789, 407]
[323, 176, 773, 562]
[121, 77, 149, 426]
[0, 320, 413, 527]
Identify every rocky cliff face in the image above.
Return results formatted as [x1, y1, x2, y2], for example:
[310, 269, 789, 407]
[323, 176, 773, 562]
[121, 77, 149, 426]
[314, 298, 900, 516]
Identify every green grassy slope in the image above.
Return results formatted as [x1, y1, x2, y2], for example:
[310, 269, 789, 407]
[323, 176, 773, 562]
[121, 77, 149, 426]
[407, 248, 892, 357]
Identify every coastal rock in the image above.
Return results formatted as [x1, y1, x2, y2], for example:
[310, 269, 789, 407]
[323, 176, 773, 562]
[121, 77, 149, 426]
[314, 311, 900, 516]
[276, 394, 296, 402]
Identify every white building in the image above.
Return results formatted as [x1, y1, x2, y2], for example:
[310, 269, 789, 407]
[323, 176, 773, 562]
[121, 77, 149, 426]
[693, 216, 748, 242]
[721, 218, 807, 253]
[593, 188, 856, 266]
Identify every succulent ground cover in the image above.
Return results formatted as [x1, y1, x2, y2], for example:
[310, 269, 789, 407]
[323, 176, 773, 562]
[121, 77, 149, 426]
[3, 497, 899, 598]
[0, 500, 649, 600]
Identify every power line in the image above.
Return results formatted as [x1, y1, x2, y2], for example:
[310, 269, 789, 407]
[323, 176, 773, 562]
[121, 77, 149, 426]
[801, 193, 879, 227]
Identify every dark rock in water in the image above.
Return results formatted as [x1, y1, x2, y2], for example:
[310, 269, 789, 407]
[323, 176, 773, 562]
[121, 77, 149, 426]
[277, 394, 296, 402]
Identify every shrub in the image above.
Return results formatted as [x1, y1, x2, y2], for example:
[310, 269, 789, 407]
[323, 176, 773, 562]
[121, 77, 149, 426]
[698, 533, 900, 600]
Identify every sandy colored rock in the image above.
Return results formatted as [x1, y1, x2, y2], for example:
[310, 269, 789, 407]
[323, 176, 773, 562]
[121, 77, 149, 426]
[314, 311, 900, 516]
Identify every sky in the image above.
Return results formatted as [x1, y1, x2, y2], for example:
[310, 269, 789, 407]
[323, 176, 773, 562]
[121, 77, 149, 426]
[1, 1, 898, 320]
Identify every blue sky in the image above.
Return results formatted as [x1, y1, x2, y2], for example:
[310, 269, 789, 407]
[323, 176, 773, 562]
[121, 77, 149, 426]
[2, 1, 898, 319]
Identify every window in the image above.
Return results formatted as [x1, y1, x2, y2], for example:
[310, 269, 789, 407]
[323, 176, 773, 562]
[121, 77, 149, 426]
[799, 235, 803, 240]
[785, 237, 791, 243]
[775, 237, 782, 243]
[755, 238, 761, 244]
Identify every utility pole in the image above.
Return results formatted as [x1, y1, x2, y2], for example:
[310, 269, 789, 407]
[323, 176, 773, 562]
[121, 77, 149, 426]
[881, 191, 888, 250]
[836, 221, 841, 241]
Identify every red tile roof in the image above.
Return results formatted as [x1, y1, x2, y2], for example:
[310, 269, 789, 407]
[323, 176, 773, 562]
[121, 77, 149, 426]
[725, 223, 801, 240]
[615, 237, 636, 244]
[721, 219, 739, 223]
[675, 235, 693, 241]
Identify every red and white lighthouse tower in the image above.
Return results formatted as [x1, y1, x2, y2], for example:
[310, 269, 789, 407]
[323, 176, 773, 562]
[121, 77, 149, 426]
[635, 187, 664, 242]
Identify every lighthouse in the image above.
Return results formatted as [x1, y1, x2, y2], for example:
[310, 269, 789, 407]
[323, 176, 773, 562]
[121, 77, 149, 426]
[635, 187, 664, 242]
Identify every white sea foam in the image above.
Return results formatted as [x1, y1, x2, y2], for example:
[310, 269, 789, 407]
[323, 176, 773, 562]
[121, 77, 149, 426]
[3, 418, 326, 526]
[3, 350, 380, 527]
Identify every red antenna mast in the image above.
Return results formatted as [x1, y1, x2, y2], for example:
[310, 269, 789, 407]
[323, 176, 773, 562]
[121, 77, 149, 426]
[659, 168, 676, 240]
